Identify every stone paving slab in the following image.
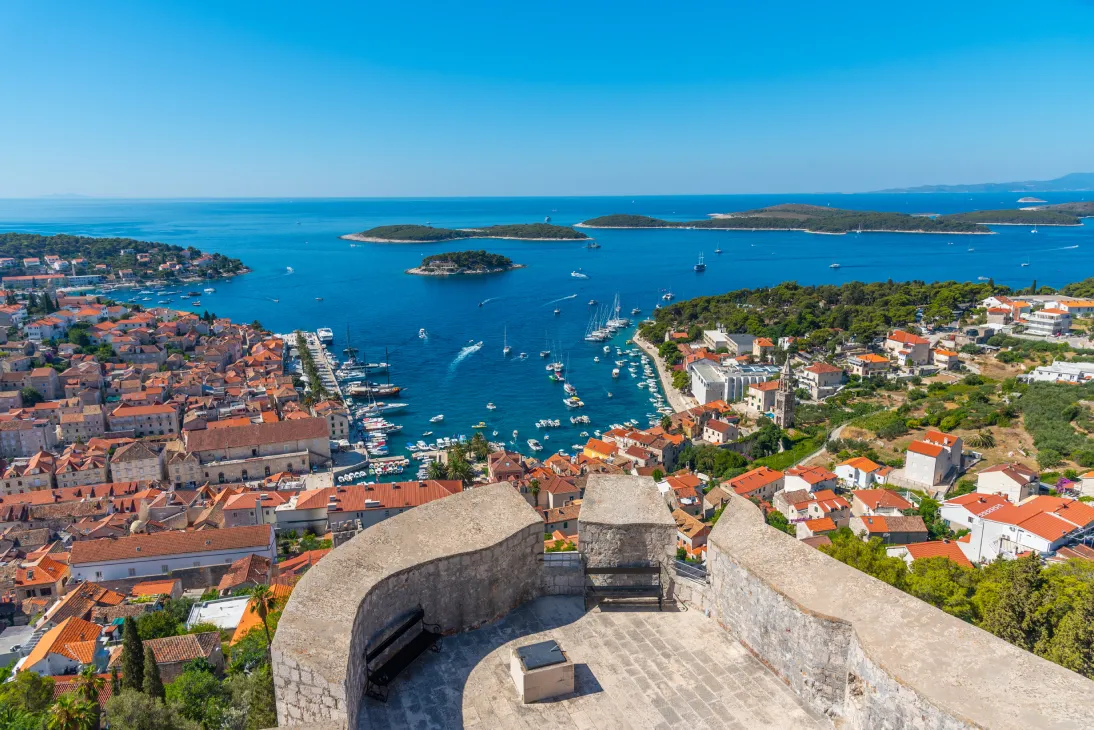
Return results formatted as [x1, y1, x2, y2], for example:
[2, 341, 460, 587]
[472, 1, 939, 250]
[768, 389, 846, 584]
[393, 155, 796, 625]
[359, 596, 831, 730]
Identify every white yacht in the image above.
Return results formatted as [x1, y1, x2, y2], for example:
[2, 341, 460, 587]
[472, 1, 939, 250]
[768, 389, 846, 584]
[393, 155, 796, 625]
[429, 414, 444, 423]
[316, 328, 334, 344]
[571, 269, 589, 279]
[829, 263, 841, 269]
[419, 328, 427, 339]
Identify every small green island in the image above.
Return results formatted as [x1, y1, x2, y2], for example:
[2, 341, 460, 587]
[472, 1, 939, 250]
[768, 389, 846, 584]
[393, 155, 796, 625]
[942, 204, 1089, 226]
[343, 223, 588, 243]
[579, 205, 991, 234]
[406, 250, 522, 276]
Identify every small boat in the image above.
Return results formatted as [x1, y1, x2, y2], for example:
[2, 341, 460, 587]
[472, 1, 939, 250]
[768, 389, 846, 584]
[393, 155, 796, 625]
[694, 253, 706, 272]
[1021, 262, 1030, 267]
[539, 350, 550, 358]
[422, 431, 433, 437]
[714, 248, 722, 254]
[204, 287, 215, 293]
[512, 430, 519, 439]
[545, 215, 551, 223]
[563, 397, 584, 408]
[612, 368, 620, 378]
[486, 402, 497, 410]
[602, 345, 610, 353]
[419, 328, 428, 339]
[593, 356, 600, 362]
[588, 299, 597, 306]
[191, 301, 201, 306]
[1031, 228, 1039, 234]
[571, 269, 589, 279]
[503, 327, 511, 356]
[554, 308, 561, 316]
[429, 415, 444, 423]
[662, 292, 674, 301]
[286, 266, 294, 273]
[631, 308, 641, 315]
[829, 263, 841, 269]
[527, 439, 543, 452]
[473, 422, 487, 429]
[317, 327, 334, 344]
[315, 297, 324, 301]
[187, 291, 200, 297]
[518, 352, 528, 360]
[607, 392, 613, 398]
[586, 241, 601, 249]
[968, 247, 975, 252]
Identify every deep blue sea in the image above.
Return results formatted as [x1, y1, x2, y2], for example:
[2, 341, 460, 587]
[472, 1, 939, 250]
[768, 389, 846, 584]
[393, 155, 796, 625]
[1, 194, 1091, 465]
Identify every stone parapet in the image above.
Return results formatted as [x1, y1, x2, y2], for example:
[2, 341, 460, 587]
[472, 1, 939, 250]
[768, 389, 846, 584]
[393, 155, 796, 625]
[272, 483, 544, 728]
[708, 493, 1094, 729]
[578, 474, 676, 570]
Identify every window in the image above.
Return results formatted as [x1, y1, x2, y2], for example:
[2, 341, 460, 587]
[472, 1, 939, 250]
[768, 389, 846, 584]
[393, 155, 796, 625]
[251, 448, 258, 457]
[128, 568, 136, 577]
[95, 571, 103, 580]
[194, 561, 201, 567]
[161, 564, 169, 573]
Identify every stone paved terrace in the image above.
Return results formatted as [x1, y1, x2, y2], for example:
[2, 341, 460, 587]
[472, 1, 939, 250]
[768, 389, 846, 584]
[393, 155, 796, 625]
[358, 596, 831, 730]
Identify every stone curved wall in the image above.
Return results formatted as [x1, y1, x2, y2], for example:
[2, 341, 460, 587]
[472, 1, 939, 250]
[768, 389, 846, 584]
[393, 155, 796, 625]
[272, 483, 544, 728]
[708, 494, 1094, 730]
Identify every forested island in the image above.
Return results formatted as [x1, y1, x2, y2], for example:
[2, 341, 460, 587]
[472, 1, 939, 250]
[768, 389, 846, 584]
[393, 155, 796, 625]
[580, 205, 990, 234]
[941, 208, 1084, 226]
[343, 223, 588, 243]
[406, 250, 522, 276]
[0, 232, 247, 282]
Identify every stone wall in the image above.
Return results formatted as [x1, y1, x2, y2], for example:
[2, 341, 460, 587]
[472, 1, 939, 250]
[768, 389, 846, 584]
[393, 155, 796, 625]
[708, 493, 1094, 729]
[271, 483, 544, 728]
[577, 474, 676, 571]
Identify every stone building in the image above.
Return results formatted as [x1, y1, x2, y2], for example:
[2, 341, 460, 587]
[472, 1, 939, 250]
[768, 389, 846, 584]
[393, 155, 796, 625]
[773, 357, 795, 428]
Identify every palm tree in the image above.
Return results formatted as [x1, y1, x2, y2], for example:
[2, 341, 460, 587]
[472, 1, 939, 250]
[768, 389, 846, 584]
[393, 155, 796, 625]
[46, 694, 96, 730]
[968, 430, 996, 449]
[426, 460, 448, 480]
[73, 665, 103, 724]
[446, 451, 474, 484]
[249, 584, 280, 660]
[528, 478, 541, 508]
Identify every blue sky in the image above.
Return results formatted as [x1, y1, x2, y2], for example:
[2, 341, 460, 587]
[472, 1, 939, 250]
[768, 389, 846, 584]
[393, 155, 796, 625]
[2, 0, 1093, 197]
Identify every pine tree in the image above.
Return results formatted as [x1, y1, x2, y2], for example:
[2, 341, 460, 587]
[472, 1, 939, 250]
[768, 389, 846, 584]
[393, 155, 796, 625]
[120, 617, 145, 692]
[142, 646, 165, 700]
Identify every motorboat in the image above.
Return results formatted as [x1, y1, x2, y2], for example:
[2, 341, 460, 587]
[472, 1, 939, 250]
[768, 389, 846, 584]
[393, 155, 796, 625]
[316, 327, 334, 344]
[571, 269, 589, 279]
[602, 345, 611, 353]
[588, 299, 597, 306]
[612, 368, 620, 378]
[539, 350, 550, 358]
[486, 402, 497, 410]
[419, 328, 428, 339]
[593, 356, 600, 362]
[554, 308, 561, 316]
[473, 421, 487, 429]
[527, 439, 543, 452]
[829, 263, 841, 269]
[203, 287, 215, 293]
[286, 266, 294, 273]
[714, 248, 722, 254]
[563, 397, 584, 408]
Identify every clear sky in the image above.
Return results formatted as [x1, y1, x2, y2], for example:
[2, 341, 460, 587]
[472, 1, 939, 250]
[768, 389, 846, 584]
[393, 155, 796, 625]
[2, 0, 1093, 197]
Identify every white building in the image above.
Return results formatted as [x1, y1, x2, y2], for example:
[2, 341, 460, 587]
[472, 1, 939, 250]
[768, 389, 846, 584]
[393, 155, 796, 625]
[1025, 308, 1070, 337]
[835, 457, 891, 489]
[1020, 360, 1094, 384]
[952, 496, 1094, 564]
[68, 524, 275, 582]
[976, 463, 1039, 504]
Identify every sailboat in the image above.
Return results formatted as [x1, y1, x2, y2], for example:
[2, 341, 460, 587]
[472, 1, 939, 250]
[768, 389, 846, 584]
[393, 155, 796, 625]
[694, 252, 706, 272]
[503, 326, 511, 356]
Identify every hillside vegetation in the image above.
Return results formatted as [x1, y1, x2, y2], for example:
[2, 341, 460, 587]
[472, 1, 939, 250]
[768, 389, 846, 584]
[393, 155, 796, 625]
[0, 232, 245, 278]
[351, 223, 586, 241]
[582, 205, 988, 234]
[639, 279, 998, 344]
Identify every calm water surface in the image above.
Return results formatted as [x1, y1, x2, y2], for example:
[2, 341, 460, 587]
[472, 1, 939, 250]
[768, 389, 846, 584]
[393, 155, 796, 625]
[1, 194, 1090, 465]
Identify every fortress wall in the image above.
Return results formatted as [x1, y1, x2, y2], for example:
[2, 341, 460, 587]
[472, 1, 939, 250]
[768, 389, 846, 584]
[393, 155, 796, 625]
[708, 493, 1094, 730]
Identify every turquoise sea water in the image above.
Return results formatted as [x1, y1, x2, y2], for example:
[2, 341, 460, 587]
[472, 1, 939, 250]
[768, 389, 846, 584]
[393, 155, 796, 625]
[0, 194, 1091, 466]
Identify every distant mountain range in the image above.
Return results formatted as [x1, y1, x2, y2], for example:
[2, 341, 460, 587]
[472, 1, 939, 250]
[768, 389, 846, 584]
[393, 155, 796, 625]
[874, 172, 1094, 194]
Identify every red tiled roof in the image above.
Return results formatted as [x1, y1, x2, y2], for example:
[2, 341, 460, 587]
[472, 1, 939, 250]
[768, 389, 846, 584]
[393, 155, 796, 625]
[142, 632, 220, 664]
[839, 456, 883, 473]
[905, 540, 972, 567]
[888, 330, 929, 345]
[727, 466, 783, 496]
[853, 489, 912, 511]
[803, 517, 837, 533]
[70, 525, 271, 565]
[907, 440, 945, 458]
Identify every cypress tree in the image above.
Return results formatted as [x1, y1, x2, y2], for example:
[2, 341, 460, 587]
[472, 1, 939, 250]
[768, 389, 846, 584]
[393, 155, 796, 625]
[120, 616, 145, 692]
[110, 665, 121, 695]
[142, 646, 165, 699]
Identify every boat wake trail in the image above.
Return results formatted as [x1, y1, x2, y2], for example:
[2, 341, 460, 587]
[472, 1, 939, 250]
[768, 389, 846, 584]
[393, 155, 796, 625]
[544, 294, 577, 306]
[1053, 245, 1080, 250]
[449, 341, 483, 371]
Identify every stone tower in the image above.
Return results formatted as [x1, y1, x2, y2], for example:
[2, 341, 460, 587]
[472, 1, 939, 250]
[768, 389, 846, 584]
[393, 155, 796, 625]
[773, 356, 795, 428]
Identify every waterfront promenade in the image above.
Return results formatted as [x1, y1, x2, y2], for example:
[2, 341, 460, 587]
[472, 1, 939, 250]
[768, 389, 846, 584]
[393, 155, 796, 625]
[635, 334, 697, 413]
